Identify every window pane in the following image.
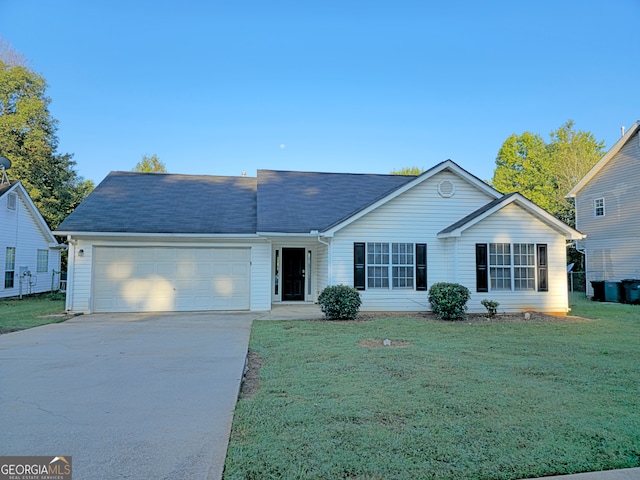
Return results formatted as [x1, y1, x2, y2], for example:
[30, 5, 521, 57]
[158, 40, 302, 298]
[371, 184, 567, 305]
[37, 249, 49, 273]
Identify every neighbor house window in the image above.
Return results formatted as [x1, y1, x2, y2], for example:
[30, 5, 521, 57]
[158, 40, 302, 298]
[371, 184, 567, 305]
[7, 193, 17, 210]
[37, 249, 49, 272]
[5, 247, 15, 289]
[476, 243, 547, 292]
[354, 242, 426, 290]
[594, 198, 605, 217]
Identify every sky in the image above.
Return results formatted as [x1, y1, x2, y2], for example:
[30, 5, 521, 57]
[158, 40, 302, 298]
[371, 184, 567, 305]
[1, 0, 638, 186]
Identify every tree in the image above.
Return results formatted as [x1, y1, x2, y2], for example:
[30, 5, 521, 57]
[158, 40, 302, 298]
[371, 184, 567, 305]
[390, 166, 424, 175]
[492, 120, 605, 227]
[0, 37, 94, 229]
[133, 154, 167, 173]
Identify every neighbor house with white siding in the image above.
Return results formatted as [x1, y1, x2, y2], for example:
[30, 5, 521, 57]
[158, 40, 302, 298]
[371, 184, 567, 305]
[567, 120, 640, 296]
[1, 181, 64, 298]
[56, 160, 583, 314]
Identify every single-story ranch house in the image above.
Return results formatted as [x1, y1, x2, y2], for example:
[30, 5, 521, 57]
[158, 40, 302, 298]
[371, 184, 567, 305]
[55, 160, 583, 314]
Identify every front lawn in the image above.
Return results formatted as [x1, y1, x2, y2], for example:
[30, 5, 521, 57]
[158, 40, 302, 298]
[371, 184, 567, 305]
[0, 293, 68, 333]
[224, 295, 640, 479]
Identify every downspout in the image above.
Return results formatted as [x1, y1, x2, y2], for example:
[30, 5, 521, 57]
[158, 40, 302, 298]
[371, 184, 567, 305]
[453, 237, 459, 283]
[66, 236, 75, 312]
[312, 231, 332, 285]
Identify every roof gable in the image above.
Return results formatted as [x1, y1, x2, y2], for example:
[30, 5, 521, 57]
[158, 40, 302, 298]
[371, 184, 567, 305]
[438, 192, 584, 240]
[322, 160, 502, 235]
[567, 120, 640, 198]
[56, 171, 257, 235]
[1, 181, 59, 244]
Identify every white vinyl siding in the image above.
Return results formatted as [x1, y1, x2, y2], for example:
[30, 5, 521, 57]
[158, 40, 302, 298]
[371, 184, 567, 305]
[575, 131, 640, 291]
[332, 170, 498, 311]
[459, 204, 570, 313]
[0, 186, 61, 298]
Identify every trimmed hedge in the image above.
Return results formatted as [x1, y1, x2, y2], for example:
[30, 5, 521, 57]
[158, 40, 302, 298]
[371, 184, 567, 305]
[318, 285, 362, 320]
[428, 282, 471, 320]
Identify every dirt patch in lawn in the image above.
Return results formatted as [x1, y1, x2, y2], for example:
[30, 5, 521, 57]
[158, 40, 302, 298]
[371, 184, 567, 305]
[240, 350, 264, 399]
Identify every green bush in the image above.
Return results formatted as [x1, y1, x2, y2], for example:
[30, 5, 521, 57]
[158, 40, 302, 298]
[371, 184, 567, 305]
[481, 299, 500, 318]
[318, 285, 362, 320]
[428, 282, 471, 320]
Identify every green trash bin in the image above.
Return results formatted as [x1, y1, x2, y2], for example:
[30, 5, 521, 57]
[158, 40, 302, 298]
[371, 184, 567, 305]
[590, 281, 605, 301]
[604, 281, 623, 303]
[621, 279, 640, 304]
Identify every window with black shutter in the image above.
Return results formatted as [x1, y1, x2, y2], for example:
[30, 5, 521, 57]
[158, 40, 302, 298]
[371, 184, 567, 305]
[416, 243, 427, 291]
[537, 244, 548, 292]
[354, 243, 366, 290]
[476, 243, 488, 292]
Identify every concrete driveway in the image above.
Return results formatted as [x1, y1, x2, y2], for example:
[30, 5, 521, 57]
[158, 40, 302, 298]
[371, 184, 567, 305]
[0, 312, 253, 480]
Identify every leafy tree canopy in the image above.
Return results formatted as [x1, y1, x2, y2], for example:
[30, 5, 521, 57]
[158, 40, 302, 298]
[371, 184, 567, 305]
[0, 37, 94, 229]
[133, 154, 167, 173]
[390, 166, 424, 175]
[492, 120, 605, 227]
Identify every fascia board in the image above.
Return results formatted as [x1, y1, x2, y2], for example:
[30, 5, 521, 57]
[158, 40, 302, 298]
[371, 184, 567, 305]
[567, 120, 640, 198]
[54, 231, 262, 240]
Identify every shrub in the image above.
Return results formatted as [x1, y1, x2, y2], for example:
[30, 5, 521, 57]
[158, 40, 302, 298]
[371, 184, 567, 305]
[481, 299, 500, 318]
[428, 282, 471, 320]
[318, 285, 362, 320]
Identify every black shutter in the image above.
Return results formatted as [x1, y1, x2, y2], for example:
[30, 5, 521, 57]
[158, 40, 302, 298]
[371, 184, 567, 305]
[354, 242, 366, 290]
[476, 243, 488, 292]
[537, 244, 548, 292]
[416, 243, 427, 291]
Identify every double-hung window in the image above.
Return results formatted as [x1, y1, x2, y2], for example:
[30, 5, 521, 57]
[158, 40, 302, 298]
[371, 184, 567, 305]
[5, 247, 15, 289]
[476, 243, 547, 292]
[594, 198, 605, 217]
[37, 249, 49, 273]
[354, 242, 426, 290]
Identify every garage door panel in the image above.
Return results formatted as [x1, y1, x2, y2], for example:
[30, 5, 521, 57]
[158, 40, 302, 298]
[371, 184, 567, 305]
[92, 247, 250, 312]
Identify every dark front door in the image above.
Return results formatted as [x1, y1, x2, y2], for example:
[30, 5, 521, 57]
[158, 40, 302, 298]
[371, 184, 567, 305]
[282, 248, 305, 301]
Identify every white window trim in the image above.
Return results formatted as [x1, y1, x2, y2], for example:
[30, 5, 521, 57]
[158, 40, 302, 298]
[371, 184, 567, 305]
[594, 198, 605, 217]
[489, 242, 536, 292]
[367, 242, 415, 289]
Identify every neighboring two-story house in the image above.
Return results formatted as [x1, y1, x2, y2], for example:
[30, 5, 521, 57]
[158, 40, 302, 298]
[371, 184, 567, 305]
[567, 120, 640, 296]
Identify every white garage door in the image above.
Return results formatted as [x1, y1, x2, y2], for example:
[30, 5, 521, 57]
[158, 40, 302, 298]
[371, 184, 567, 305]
[92, 247, 250, 312]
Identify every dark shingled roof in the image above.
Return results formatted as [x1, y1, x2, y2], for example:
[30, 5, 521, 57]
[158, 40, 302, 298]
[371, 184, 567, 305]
[257, 170, 416, 233]
[0, 180, 18, 197]
[56, 171, 257, 234]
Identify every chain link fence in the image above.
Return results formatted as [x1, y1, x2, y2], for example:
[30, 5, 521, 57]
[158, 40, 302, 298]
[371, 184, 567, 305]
[568, 271, 586, 292]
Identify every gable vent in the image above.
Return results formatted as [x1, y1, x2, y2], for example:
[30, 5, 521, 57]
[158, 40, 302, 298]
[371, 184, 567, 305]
[437, 180, 455, 198]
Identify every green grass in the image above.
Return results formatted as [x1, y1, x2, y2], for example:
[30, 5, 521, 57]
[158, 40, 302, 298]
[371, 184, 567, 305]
[224, 296, 640, 480]
[0, 293, 68, 333]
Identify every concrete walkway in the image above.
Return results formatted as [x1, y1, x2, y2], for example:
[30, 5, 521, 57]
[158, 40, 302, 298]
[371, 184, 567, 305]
[0, 312, 253, 480]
